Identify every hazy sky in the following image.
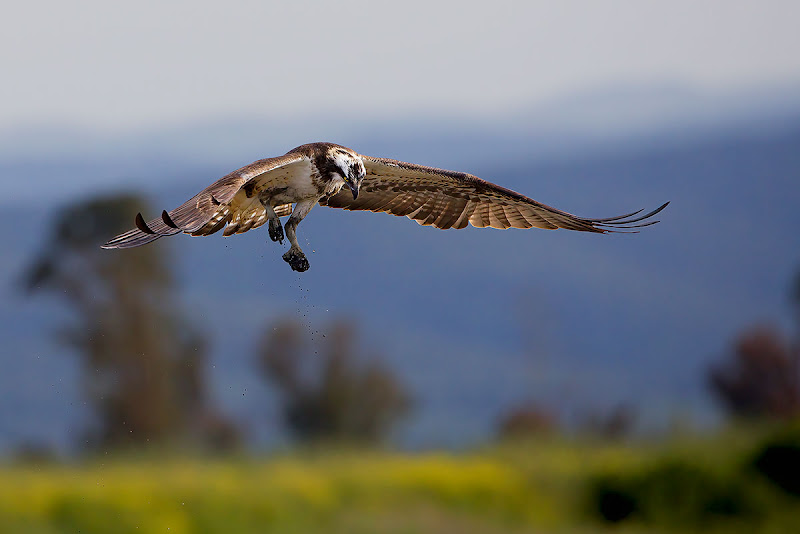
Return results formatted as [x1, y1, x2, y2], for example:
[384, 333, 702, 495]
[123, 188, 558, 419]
[3, 1, 799, 130]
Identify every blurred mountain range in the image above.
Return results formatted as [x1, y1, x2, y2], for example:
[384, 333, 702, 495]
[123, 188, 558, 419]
[2, 87, 800, 453]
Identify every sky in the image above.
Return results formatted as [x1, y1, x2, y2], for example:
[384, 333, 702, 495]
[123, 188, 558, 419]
[3, 1, 800, 131]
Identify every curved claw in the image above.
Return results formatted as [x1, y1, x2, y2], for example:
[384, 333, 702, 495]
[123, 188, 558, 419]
[269, 219, 284, 244]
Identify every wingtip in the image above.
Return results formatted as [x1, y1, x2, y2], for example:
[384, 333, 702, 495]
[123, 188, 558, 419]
[100, 236, 124, 249]
[591, 200, 669, 233]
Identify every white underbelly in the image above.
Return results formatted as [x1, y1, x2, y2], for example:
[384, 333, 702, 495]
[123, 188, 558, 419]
[238, 156, 348, 206]
[269, 176, 346, 205]
[272, 182, 321, 204]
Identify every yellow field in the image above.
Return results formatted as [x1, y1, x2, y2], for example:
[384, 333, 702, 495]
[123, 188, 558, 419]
[0, 430, 797, 533]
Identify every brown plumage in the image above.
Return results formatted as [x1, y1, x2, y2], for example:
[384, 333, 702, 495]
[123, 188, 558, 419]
[104, 152, 308, 248]
[322, 156, 667, 232]
[102, 142, 668, 272]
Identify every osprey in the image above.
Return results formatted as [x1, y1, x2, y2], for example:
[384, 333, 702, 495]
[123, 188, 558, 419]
[102, 142, 668, 272]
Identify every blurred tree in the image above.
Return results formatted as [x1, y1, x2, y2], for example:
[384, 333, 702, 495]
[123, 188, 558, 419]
[708, 329, 799, 420]
[258, 319, 411, 443]
[580, 404, 636, 439]
[24, 194, 238, 451]
[496, 403, 557, 439]
[708, 269, 800, 421]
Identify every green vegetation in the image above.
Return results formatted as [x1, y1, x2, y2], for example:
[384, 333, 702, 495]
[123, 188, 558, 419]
[2, 426, 799, 534]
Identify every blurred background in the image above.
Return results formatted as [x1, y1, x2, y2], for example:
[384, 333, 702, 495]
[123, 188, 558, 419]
[2, 1, 799, 532]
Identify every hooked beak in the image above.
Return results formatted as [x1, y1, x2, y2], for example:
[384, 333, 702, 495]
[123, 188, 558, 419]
[347, 180, 359, 200]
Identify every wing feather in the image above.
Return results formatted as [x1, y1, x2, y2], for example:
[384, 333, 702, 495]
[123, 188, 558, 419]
[319, 155, 668, 233]
[470, 201, 491, 228]
[432, 195, 467, 230]
[452, 200, 476, 229]
[503, 205, 533, 229]
[489, 204, 510, 229]
[191, 209, 231, 236]
[390, 192, 419, 217]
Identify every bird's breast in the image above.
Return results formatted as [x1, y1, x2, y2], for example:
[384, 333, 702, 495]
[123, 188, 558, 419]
[258, 174, 344, 206]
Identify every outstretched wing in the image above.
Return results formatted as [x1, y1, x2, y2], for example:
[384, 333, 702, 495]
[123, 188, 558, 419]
[320, 155, 668, 232]
[102, 154, 308, 249]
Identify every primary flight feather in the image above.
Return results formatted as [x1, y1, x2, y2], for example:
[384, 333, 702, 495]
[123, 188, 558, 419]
[102, 142, 669, 272]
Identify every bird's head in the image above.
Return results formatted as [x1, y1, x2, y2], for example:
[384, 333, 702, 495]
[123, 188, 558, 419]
[329, 147, 366, 200]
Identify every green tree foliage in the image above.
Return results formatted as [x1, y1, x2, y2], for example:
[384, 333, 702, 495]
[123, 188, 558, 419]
[24, 194, 238, 451]
[258, 319, 411, 443]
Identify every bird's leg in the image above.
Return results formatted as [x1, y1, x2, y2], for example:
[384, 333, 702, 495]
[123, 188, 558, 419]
[282, 199, 316, 272]
[264, 204, 284, 244]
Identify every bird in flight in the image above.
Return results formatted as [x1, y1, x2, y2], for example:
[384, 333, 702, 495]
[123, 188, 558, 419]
[102, 142, 668, 272]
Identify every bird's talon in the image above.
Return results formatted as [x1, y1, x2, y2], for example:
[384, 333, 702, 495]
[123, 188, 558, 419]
[268, 219, 284, 244]
[282, 250, 310, 272]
